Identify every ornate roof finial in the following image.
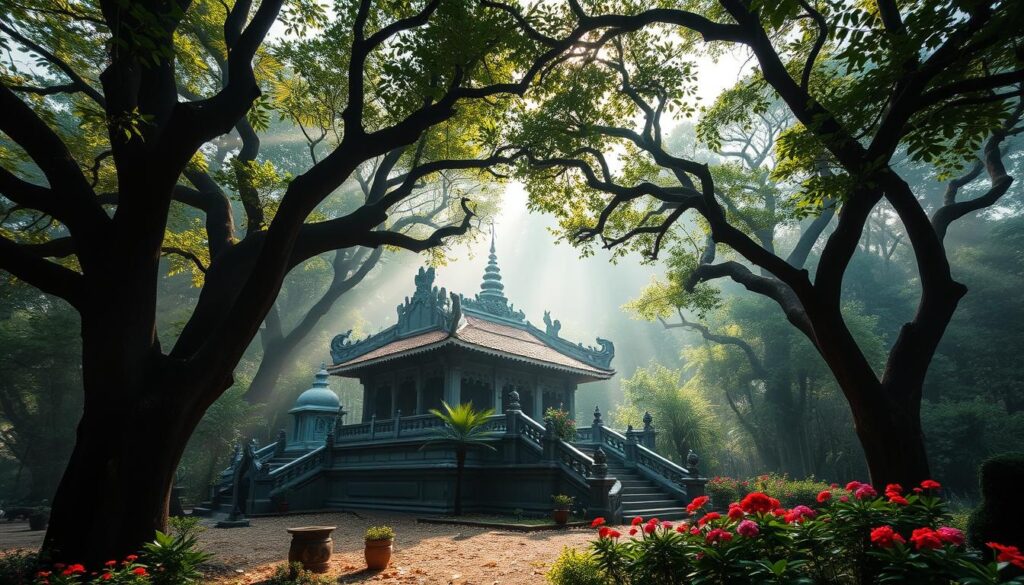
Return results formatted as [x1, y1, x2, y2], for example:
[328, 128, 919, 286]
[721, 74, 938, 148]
[478, 222, 506, 303]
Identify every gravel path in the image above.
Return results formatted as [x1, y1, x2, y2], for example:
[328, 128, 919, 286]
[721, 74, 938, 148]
[1, 512, 596, 584]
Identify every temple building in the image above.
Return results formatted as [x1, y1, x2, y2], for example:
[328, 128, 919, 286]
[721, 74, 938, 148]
[202, 236, 704, 522]
[327, 236, 615, 421]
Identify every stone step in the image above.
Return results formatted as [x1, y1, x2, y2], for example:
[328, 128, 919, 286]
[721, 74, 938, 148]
[622, 498, 679, 508]
[621, 508, 688, 521]
[619, 479, 657, 488]
[621, 493, 674, 503]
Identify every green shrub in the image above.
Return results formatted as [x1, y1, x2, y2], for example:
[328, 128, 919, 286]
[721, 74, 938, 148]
[269, 562, 334, 585]
[584, 479, 1024, 584]
[0, 551, 38, 585]
[167, 516, 205, 540]
[968, 452, 1024, 553]
[552, 494, 574, 509]
[364, 525, 395, 541]
[546, 548, 606, 585]
[141, 529, 211, 584]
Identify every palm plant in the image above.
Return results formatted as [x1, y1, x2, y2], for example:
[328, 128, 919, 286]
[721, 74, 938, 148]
[422, 402, 499, 515]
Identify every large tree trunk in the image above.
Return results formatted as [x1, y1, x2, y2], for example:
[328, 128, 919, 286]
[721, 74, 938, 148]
[851, 394, 931, 488]
[41, 270, 230, 566]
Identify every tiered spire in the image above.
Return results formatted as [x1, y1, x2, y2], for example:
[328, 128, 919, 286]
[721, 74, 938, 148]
[478, 227, 507, 302]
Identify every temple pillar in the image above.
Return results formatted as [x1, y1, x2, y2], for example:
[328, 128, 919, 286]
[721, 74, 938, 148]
[415, 368, 424, 415]
[567, 384, 577, 419]
[533, 390, 543, 421]
[445, 366, 461, 406]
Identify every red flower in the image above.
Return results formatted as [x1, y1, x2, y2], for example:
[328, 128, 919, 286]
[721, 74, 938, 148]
[132, 567, 148, 576]
[727, 505, 744, 521]
[690, 526, 700, 535]
[629, 527, 637, 536]
[686, 496, 710, 515]
[36, 571, 52, 577]
[591, 517, 606, 528]
[920, 479, 941, 491]
[101, 574, 113, 581]
[784, 505, 816, 524]
[910, 527, 944, 550]
[661, 521, 673, 530]
[845, 481, 863, 491]
[631, 516, 643, 526]
[598, 526, 610, 538]
[705, 528, 733, 544]
[870, 525, 905, 548]
[675, 524, 688, 533]
[839, 495, 849, 502]
[884, 483, 903, 496]
[643, 522, 657, 534]
[104, 560, 117, 568]
[816, 490, 832, 503]
[854, 484, 878, 500]
[698, 512, 721, 527]
[988, 543, 1024, 569]
[937, 527, 964, 547]
[124, 554, 138, 562]
[739, 492, 775, 514]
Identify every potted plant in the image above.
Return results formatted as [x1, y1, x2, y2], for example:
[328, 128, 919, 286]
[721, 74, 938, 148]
[28, 504, 50, 531]
[551, 494, 574, 525]
[364, 525, 395, 570]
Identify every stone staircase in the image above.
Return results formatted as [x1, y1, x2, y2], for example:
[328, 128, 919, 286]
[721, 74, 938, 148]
[576, 446, 688, 521]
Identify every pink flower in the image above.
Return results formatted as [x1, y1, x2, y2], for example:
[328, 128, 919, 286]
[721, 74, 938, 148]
[839, 495, 849, 503]
[661, 521, 673, 530]
[937, 527, 964, 547]
[737, 519, 759, 537]
[854, 484, 878, 500]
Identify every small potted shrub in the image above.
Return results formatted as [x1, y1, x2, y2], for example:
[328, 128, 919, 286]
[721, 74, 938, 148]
[551, 494, 574, 525]
[28, 504, 50, 531]
[364, 525, 395, 570]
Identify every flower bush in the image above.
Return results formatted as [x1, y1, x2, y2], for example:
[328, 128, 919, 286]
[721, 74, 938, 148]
[555, 480, 1024, 585]
[544, 407, 577, 442]
[24, 530, 209, 585]
[707, 474, 837, 510]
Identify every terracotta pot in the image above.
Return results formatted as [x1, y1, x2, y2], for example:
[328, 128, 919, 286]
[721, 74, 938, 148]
[364, 538, 393, 570]
[287, 526, 335, 573]
[552, 509, 570, 525]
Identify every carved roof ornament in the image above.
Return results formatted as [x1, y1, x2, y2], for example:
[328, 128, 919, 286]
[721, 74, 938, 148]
[461, 227, 527, 323]
[328, 225, 616, 374]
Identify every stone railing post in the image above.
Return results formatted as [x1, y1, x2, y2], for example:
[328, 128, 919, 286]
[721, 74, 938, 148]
[624, 424, 639, 468]
[274, 429, 287, 458]
[369, 414, 376, 440]
[586, 447, 618, 523]
[395, 410, 402, 438]
[642, 411, 657, 451]
[542, 416, 557, 461]
[504, 390, 522, 463]
[683, 449, 706, 498]
[590, 405, 604, 447]
[324, 429, 335, 466]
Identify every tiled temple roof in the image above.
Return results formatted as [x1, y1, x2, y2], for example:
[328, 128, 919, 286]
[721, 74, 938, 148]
[327, 233, 615, 380]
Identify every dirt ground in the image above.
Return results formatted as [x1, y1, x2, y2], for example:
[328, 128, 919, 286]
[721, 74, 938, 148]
[1, 511, 596, 584]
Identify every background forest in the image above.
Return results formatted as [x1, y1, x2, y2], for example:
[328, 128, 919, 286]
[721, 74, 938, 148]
[2, 114, 1020, 505]
[1, 0, 1022, 519]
